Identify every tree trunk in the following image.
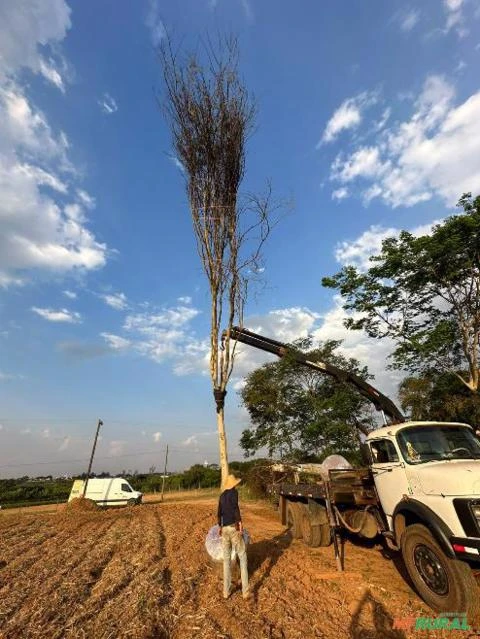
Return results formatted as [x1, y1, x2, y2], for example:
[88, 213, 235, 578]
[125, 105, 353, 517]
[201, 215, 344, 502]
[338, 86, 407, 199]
[216, 407, 229, 488]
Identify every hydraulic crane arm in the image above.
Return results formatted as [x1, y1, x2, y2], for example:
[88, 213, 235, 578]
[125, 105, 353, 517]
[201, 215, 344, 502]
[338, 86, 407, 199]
[224, 326, 405, 424]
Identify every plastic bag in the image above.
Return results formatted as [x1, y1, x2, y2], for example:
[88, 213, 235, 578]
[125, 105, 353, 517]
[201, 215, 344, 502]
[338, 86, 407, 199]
[321, 454, 352, 472]
[205, 525, 250, 562]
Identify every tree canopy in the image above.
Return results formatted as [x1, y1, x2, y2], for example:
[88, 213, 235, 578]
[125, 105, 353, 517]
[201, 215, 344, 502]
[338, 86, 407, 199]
[322, 193, 480, 394]
[399, 372, 480, 427]
[239, 338, 376, 463]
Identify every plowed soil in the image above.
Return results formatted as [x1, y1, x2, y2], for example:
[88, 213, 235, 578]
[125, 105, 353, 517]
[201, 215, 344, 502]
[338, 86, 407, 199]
[0, 497, 476, 638]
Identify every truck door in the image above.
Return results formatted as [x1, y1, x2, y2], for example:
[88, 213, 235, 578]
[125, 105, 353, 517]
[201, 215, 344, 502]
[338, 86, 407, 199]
[370, 438, 410, 528]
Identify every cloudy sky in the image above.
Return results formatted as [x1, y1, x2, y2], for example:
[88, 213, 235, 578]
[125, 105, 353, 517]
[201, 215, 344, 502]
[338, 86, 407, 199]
[1, 0, 480, 478]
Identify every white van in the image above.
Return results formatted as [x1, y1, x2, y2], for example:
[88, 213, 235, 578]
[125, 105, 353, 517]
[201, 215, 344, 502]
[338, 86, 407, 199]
[68, 477, 142, 506]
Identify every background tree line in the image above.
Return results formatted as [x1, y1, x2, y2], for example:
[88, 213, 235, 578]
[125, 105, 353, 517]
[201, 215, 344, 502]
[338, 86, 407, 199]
[0, 460, 265, 508]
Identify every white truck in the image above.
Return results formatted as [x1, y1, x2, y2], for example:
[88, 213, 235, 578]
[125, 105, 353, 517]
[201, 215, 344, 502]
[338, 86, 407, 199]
[225, 326, 480, 617]
[68, 477, 143, 506]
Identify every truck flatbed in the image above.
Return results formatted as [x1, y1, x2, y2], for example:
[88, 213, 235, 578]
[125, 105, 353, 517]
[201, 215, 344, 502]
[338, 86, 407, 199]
[270, 468, 378, 506]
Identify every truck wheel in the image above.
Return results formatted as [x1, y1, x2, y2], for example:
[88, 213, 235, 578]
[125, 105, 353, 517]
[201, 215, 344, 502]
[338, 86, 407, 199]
[301, 509, 321, 547]
[127, 498, 137, 506]
[286, 502, 303, 538]
[300, 508, 331, 547]
[401, 524, 479, 618]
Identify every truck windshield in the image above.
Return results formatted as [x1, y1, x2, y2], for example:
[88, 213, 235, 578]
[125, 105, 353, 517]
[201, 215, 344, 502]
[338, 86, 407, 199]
[397, 426, 480, 464]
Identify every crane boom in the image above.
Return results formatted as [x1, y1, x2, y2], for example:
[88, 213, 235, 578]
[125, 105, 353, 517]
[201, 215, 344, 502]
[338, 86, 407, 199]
[224, 326, 405, 424]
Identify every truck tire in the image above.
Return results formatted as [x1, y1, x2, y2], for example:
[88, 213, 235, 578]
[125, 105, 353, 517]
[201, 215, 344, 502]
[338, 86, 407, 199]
[127, 498, 137, 506]
[401, 523, 479, 619]
[286, 502, 303, 539]
[301, 509, 321, 547]
[300, 507, 332, 547]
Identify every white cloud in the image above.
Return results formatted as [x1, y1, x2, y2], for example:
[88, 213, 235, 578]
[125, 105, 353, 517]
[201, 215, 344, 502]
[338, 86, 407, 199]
[77, 189, 95, 209]
[229, 304, 402, 405]
[334, 225, 399, 270]
[98, 302, 205, 370]
[177, 296, 192, 304]
[63, 290, 77, 299]
[443, 0, 467, 37]
[330, 75, 480, 207]
[373, 107, 391, 132]
[32, 307, 82, 323]
[220, 304, 400, 404]
[445, 0, 463, 9]
[146, 0, 166, 47]
[109, 440, 127, 456]
[152, 432, 162, 443]
[39, 58, 65, 93]
[183, 435, 198, 447]
[0, 0, 71, 81]
[332, 147, 383, 182]
[101, 292, 128, 310]
[98, 93, 118, 115]
[101, 333, 131, 350]
[313, 297, 401, 401]
[332, 187, 349, 201]
[222, 307, 322, 385]
[42, 428, 50, 438]
[0, 4, 107, 286]
[125, 306, 199, 332]
[334, 220, 440, 271]
[398, 9, 420, 32]
[0, 371, 22, 382]
[240, 0, 254, 21]
[320, 91, 378, 145]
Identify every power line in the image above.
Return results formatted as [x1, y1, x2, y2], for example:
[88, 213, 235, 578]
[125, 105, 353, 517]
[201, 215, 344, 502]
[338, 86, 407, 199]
[0, 446, 197, 470]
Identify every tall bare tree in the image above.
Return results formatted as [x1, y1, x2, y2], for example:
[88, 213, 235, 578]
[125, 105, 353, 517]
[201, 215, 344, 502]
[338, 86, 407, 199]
[160, 37, 276, 486]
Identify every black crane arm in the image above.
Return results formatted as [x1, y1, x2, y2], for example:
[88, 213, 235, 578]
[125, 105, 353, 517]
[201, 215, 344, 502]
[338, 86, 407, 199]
[224, 326, 405, 424]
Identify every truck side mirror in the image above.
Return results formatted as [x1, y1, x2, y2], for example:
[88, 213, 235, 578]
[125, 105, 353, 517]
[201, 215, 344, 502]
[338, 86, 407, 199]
[360, 443, 373, 466]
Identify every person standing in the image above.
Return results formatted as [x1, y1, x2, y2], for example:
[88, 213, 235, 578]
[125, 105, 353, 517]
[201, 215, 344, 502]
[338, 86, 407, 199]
[217, 474, 249, 599]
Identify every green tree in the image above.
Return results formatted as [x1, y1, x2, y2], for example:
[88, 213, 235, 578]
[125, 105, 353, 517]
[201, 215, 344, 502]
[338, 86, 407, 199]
[399, 372, 480, 427]
[322, 193, 480, 394]
[239, 338, 375, 462]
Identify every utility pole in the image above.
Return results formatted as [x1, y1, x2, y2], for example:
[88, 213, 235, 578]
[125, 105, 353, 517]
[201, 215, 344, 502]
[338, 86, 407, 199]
[83, 419, 103, 498]
[161, 444, 169, 502]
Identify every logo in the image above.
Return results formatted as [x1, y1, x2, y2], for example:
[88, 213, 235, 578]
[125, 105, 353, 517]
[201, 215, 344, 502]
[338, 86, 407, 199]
[393, 613, 471, 632]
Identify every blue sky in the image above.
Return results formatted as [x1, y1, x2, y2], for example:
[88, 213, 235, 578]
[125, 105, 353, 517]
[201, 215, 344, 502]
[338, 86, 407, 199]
[1, 0, 480, 478]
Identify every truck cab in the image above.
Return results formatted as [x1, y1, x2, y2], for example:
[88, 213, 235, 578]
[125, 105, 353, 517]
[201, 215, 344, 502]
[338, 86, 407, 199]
[367, 421, 480, 616]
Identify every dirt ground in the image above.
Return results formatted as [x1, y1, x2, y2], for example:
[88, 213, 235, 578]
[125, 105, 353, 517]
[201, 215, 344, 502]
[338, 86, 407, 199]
[0, 497, 477, 639]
